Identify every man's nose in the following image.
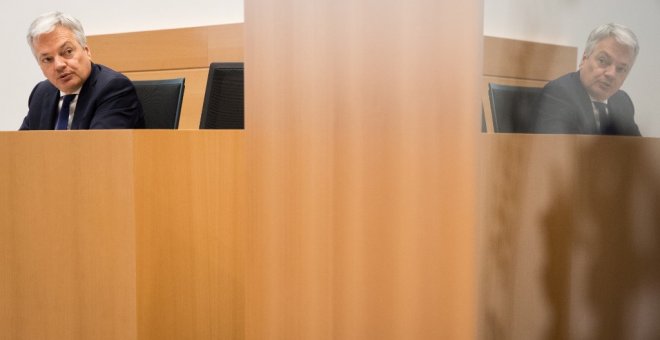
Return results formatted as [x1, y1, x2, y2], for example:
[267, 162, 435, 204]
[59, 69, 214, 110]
[54, 56, 67, 70]
[603, 64, 616, 78]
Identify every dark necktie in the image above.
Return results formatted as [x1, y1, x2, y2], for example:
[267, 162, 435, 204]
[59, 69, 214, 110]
[593, 101, 610, 134]
[56, 94, 77, 130]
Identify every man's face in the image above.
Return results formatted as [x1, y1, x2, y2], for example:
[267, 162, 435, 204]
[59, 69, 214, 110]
[579, 36, 635, 102]
[32, 25, 92, 94]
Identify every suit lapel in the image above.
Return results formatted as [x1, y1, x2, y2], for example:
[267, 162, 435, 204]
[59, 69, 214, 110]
[571, 72, 598, 134]
[42, 89, 60, 129]
[605, 93, 625, 135]
[578, 95, 598, 133]
[71, 63, 98, 129]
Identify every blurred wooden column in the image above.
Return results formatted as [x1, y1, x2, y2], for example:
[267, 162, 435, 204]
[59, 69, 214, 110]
[244, 0, 482, 339]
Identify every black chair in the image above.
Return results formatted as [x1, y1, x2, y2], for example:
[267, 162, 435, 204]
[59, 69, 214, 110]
[488, 83, 543, 133]
[199, 63, 244, 129]
[481, 107, 486, 132]
[132, 78, 185, 129]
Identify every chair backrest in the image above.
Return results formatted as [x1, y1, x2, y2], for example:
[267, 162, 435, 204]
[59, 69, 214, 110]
[481, 107, 486, 133]
[132, 78, 185, 129]
[199, 62, 244, 129]
[488, 83, 543, 133]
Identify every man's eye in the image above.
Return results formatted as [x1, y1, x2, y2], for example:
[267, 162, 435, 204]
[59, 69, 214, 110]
[64, 48, 74, 56]
[41, 57, 52, 64]
[616, 66, 628, 74]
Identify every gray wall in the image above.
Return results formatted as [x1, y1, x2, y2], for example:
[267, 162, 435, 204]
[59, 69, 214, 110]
[0, 1, 243, 130]
[484, 0, 660, 137]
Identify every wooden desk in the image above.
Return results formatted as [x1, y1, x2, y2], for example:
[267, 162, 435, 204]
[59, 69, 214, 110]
[0, 130, 245, 340]
[479, 133, 660, 339]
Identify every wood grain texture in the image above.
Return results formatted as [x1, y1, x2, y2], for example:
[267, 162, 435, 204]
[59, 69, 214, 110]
[479, 134, 660, 340]
[88, 24, 244, 130]
[245, 0, 481, 339]
[125, 68, 209, 129]
[483, 36, 577, 81]
[208, 23, 244, 64]
[481, 37, 577, 132]
[0, 131, 138, 340]
[133, 130, 245, 340]
[88, 24, 244, 72]
[0, 131, 245, 340]
[88, 27, 208, 72]
[481, 76, 550, 133]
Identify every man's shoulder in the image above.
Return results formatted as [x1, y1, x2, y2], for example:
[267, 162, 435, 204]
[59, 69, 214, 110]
[28, 79, 58, 103]
[610, 88, 632, 102]
[544, 72, 580, 91]
[84, 63, 133, 93]
[609, 89, 634, 113]
[535, 71, 589, 116]
[91, 63, 130, 81]
[33, 78, 58, 93]
[539, 72, 588, 106]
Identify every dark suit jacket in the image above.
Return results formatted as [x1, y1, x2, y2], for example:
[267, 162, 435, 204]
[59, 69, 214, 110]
[20, 63, 145, 130]
[534, 71, 640, 136]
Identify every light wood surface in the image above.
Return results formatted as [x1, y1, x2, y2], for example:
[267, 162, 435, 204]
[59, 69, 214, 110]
[88, 24, 243, 72]
[480, 76, 549, 133]
[0, 131, 138, 340]
[483, 36, 577, 81]
[132, 130, 245, 340]
[5, 13, 657, 340]
[478, 32, 660, 340]
[481, 37, 577, 132]
[478, 134, 660, 339]
[0, 131, 245, 340]
[87, 24, 244, 130]
[245, 0, 481, 339]
[126, 68, 209, 129]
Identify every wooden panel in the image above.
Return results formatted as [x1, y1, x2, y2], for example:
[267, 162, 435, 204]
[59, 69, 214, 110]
[481, 76, 549, 133]
[479, 134, 660, 339]
[88, 24, 244, 72]
[133, 130, 245, 340]
[481, 37, 578, 132]
[483, 36, 577, 81]
[88, 24, 244, 130]
[125, 68, 210, 129]
[1, 131, 246, 339]
[0, 131, 138, 340]
[245, 0, 480, 339]
[208, 23, 244, 63]
[88, 26, 209, 72]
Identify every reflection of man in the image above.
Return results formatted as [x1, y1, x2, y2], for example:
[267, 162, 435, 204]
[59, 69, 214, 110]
[534, 23, 641, 136]
[20, 12, 144, 130]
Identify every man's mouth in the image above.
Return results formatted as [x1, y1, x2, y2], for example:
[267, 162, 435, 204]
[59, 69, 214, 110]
[598, 81, 611, 90]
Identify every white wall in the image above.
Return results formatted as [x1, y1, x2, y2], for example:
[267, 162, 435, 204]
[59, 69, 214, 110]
[0, 0, 243, 130]
[5, 1, 657, 136]
[484, 0, 660, 137]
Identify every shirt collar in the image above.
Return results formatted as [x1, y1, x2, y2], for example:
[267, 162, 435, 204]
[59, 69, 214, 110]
[589, 95, 608, 105]
[59, 90, 80, 97]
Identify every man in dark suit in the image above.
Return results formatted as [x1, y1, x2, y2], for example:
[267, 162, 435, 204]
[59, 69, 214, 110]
[534, 23, 641, 136]
[20, 12, 144, 130]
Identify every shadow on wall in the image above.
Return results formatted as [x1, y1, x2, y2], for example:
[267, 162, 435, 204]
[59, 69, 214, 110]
[542, 137, 660, 340]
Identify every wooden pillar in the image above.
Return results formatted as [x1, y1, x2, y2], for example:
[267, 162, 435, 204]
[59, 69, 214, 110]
[244, 0, 482, 338]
